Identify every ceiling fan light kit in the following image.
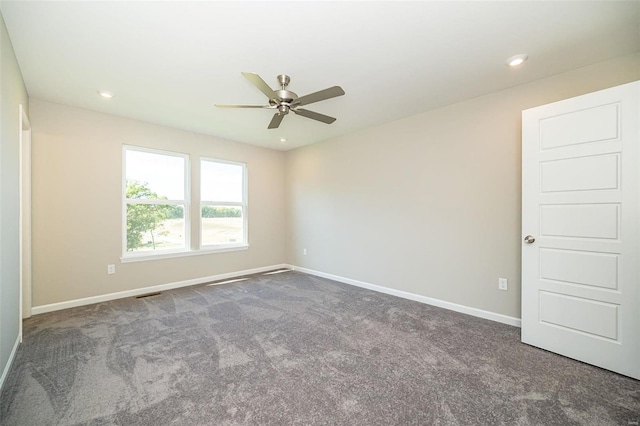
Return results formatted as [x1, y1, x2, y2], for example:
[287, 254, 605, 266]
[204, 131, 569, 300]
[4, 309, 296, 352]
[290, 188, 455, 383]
[216, 72, 345, 129]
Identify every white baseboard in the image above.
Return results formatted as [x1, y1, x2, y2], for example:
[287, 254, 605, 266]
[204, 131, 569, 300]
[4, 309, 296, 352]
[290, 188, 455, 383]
[30, 263, 521, 328]
[0, 333, 20, 392]
[31, 264, 289, 315]
[289, 265, 522, 328]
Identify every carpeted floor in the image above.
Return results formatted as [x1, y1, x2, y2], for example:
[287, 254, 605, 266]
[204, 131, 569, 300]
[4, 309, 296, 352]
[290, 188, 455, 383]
[1, 271, 639, 425]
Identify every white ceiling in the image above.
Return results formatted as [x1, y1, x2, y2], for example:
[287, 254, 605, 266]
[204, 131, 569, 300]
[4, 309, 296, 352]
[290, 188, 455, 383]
[2, 1, 638, 151]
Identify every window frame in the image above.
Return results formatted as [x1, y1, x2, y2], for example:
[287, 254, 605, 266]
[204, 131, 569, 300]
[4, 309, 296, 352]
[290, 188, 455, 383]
[122, 145, 191, 259]
[199, 157, 248, 251]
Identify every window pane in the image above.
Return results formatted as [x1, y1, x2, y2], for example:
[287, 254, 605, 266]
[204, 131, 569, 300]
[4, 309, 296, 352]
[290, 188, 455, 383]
[127, 204, 185, 252]
[126, 149, 185, 199]
[201, 206, 243, 245]
[201, 160, 243, 202]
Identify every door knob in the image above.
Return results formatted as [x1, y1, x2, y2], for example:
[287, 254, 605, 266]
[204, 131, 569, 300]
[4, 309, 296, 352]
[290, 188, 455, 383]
[524, 235, 536, 244]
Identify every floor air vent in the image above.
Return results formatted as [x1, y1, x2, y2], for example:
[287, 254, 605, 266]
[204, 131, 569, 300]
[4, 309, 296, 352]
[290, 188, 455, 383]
[135, 292, 162, 299]
[207, 278, 248, 286]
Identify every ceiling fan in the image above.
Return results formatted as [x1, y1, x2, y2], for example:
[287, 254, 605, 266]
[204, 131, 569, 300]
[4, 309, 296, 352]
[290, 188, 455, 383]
[216, 72, 345, 129]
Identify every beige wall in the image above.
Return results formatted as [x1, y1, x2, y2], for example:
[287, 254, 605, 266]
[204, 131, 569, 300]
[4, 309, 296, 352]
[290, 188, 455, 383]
[1, 12, 29, 381]
[30, 99, 286, 307]
[26, 52, 640, 320]
[285, 53, 640, 319]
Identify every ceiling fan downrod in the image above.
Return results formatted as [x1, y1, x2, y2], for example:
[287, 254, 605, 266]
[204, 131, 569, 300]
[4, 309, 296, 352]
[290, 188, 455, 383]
[277, 74, 290, 89]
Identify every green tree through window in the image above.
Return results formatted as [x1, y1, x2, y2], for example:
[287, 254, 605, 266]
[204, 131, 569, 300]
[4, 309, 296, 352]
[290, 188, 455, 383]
[126, 180, 179, 250]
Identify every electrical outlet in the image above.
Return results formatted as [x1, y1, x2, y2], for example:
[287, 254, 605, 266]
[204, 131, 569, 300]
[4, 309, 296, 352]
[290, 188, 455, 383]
[498, 278, 508, 291]
[107, 264, 116, 275]
[303, 248, 307, 256]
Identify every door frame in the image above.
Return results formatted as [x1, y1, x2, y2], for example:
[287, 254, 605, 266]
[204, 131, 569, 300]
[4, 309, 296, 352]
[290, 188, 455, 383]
[19, 104, 32, 340]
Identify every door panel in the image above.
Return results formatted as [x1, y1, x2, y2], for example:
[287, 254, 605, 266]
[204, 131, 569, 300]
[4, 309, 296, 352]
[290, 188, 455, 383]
[522, 81, 639, 379]
[540, 103, 619, 149]
[539, 291, 618, 340]
[540, 204, 619, 239]
[540, 154, 619, 192]
[539, 248, 618, 290]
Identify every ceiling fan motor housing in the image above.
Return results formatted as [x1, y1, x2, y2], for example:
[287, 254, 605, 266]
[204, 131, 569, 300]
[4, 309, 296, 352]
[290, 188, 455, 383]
[275, 90, 297, 108]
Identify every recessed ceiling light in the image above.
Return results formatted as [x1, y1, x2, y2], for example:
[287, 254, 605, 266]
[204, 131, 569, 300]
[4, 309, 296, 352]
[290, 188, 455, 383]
[506, 54, 528, 67]
[280, 138, 287, 143]
[97, 89, 114, 99]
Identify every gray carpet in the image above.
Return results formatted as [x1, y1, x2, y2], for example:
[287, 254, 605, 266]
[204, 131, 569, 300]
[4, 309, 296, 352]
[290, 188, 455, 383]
[1, 271, 638, 425]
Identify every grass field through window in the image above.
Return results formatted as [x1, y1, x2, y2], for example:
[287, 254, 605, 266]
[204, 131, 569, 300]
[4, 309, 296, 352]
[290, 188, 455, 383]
[130, 217, 243, 251]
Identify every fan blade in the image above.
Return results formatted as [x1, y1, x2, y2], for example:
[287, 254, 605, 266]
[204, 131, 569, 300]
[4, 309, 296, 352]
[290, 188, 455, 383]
[268, 113, 285, 129]
[292, 108, 337, 124]
[242, 72, 276, 99]
[296, 86, 345, 106]
[215, 104, 270, 108]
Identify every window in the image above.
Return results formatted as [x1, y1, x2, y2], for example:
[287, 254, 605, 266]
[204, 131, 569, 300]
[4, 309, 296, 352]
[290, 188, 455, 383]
[200, 158, 247, 248]
[122, 146, 248, 261]
[123, 146, 189, 256]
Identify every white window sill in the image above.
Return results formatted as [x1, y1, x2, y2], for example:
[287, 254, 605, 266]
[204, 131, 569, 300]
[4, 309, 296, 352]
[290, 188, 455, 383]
[121, 244, 249, 263]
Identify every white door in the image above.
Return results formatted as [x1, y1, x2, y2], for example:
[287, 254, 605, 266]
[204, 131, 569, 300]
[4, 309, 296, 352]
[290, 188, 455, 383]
[522, 81, 639, 380]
